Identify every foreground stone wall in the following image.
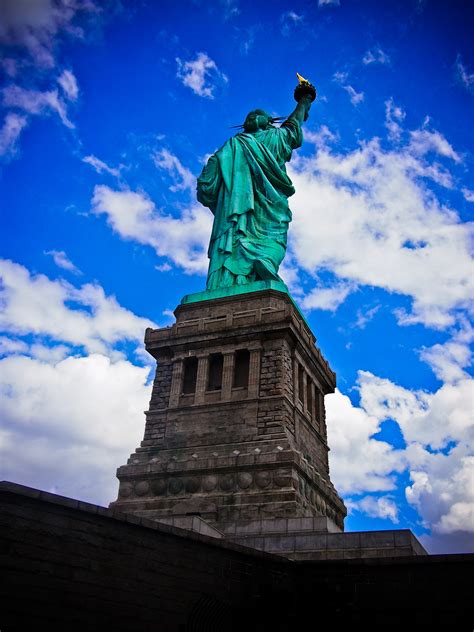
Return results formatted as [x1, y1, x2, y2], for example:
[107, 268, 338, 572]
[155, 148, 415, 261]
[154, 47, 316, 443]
[2, 483, 473, 630]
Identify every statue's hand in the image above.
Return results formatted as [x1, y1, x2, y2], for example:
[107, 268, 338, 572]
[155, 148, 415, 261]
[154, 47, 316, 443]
[294, 82, 317, 103]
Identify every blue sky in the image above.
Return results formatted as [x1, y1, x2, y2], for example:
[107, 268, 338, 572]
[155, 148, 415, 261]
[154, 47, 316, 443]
[0, 0, 473, 553]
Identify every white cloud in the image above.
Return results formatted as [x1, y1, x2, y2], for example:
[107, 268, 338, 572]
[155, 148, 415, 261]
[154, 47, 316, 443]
[176, 52, 228, 99]
[288, 121, 473, 328]
[301, 282, 353, 311]
[359, 371, 473, 450]
[352, 304, 381, 329]
[325, 389, 405, 495]
[0, 112, 28, 158]
[326, 368, 474, 551]
[0, 336, 29, 356]
[344, 84, 364, 106]
[82, 154, 121, 177]
[153, 148, 195, 192]
[363, 47, 391, 65]
[332, 71, 364, 105]
[385, 98, 405, 141]
[0, 353, 151, 505]
[155, 262, 172, 272]
[0, 258, 155, 355]
[350, 495, 399, 523]
[0, 0, 100, 68]
[419, 320, 473, 384]
[409, 128, 461, 163]
[318, 0, 340, 5]
[462, 188, 474, 202]
[91, 185, 212, 274]
[0, 2, 101, 160]
[455, 55, 474, 93]
[2, 84, 74, 129]
[280, 11, 303, 36]
[44, 249, 82, 274]
[57, 68, 79, 101]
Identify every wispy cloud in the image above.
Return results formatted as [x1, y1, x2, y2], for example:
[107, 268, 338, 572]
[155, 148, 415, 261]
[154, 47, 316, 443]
[2, 84, 75, 129]
[44, 250, 82, 275]
[82, 155, 121, 178]
[385, 98, 406, 141]
[0, 0, 102, 69]
[455, 55, 474, 94]
[0, 2, 104, 161]
[57, 69, 79, 101]
[280, 10, 304, 36]
[363, 47, 391, 65]
[0, 112, 28, 158]
[333, 71, 364, 105]
[153, 148, 195, 192]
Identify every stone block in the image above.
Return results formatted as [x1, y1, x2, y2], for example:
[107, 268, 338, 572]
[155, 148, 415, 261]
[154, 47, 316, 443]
[111, 290, 346, 531]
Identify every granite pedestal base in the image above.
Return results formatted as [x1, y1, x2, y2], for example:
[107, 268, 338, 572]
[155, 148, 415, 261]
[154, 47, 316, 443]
[110, 289, 347, 534]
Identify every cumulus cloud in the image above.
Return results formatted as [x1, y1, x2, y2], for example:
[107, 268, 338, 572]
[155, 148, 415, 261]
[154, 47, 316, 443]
[91, 185, 212, 274]
[287, 118, 473, 328]
[301, 282, 353, 311]
[0, 353, 150, 505]
[326, 367, 474, 551]
[176, 52, 228, 99]
[325, 389, 405, 495]
[349, 495, 400, 523]
[0, 258, 155, 355]
[0, 255, 156, 505]
[44, 249, 82, 274]
[419, 320, 473, 384]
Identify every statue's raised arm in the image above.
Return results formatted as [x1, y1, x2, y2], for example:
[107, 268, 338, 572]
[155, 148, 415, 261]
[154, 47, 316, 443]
[197, 74, 316, 294]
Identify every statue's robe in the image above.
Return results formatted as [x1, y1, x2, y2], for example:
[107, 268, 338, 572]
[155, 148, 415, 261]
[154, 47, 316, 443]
[197, 118, 302, 289]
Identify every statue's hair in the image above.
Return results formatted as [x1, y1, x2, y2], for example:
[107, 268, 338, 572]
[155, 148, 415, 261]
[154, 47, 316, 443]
[230, 112, 287, 131]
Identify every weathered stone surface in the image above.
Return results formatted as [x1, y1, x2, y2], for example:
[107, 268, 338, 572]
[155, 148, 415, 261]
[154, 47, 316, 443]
[2, 483, 473, 630]
[110, 289, 346, 532]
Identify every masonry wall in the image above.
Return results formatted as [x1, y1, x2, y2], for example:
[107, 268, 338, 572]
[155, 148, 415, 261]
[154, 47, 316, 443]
[2, 483, 473, 631]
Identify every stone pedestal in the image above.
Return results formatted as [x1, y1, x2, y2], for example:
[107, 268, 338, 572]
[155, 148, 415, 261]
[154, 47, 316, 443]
[110, 289, 347, 532]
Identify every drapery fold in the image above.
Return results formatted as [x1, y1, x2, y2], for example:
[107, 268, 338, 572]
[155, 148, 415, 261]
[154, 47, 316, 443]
[197, 119, 302, 289]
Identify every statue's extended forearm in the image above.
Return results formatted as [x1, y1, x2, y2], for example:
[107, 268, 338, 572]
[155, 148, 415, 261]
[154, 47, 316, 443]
[287, 95, 313, 124]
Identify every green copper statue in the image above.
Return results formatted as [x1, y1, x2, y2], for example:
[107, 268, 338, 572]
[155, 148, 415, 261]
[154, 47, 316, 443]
[197, 74, 316, 292]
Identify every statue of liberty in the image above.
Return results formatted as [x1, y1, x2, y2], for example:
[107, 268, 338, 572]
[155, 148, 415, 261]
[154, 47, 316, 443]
[196, 75, 316, 291]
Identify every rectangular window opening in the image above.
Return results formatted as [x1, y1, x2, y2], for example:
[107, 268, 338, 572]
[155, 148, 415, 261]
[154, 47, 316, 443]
[307, 379, 313, 415]
[207, 353, 223, 391]
[182, 357, 198, 394]
[298, 363, 304, 403]
[233, 349, 250, 388]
